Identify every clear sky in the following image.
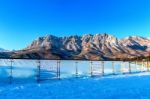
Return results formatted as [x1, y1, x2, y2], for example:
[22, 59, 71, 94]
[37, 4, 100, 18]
[0, 0, 150, 50]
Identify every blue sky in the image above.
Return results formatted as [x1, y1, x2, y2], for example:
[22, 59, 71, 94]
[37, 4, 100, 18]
[0, 0, 150, 50]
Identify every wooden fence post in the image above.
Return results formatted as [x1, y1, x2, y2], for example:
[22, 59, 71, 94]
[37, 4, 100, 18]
[129, 62, 131, 73]
[57, 60, 61, 79]
[148, 61, 149, 71]
[75, 61, 78, 77]
[112, 61, 115, 75]
[90, 61, 93, 77]
[56, 61, 59, 78]
[37, 60, 40, 83]
[135, 61, 137, 72]
[102, 61, 104, 76]
[122, 62, 126, 74]
[146, 61, 148, 71]
[142, 61, 144, 72]
[120, 62, 123, 74]
[9, 59, 13, 84]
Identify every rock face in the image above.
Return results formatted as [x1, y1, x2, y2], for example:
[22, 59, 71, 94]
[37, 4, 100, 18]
[11, 33, 150, 60]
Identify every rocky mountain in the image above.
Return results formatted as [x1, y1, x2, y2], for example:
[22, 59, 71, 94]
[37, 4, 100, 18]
[120, 36, 150, 56]
[10, 33, 150, 60]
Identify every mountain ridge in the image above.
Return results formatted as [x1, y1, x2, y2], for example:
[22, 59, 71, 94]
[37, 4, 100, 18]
[9, 33, 150, 60]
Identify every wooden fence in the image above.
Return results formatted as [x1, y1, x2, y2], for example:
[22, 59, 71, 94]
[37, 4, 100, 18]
[0, 59, 149, 84]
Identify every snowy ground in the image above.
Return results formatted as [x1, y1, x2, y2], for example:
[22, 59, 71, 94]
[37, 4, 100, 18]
[1, 72, 150, 99]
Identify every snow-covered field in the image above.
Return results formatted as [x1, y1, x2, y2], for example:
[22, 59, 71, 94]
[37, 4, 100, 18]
[1, 72, 150, 99]
[0, 60, 150, 99]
